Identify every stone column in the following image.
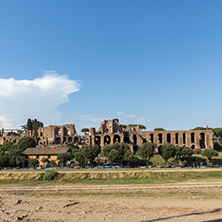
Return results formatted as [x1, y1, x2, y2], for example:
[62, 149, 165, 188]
[171, 133, 175, 145]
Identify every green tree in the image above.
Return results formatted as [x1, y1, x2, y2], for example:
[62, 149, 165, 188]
[202, 149, 218, 166]
[129, 124, 146, 130]
[1, 141, 15, 151]
[57, 152, 72, 168]
[136, 142, 157, 166]
[192, 126, 206, 130]
[81, 145, 100, 166]
[212, 128, 222, 144]
[8, 149, 23, 167]
[103, 142, 131, 165]
[160, 143, 176, 166]
[213, 142, 222, 151]
[17, 137, 36, 152]
[30, 158, 39, 168]
[175, 146, 193, 166]
[50, 159, 56, 167]
[108, 149, 120, 163]
[0, 153, 9, 168]
[81, 128, 89, 134]
[22, 118, 44, 131]
[123, 150, 136, 166]
[74, 151, 86, 167]
[27, 118, 33, 130]
[154, 128, 166, 131]
[41, 157, 49, 166]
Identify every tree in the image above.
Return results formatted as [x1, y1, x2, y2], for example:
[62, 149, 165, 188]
[108, 149, 121, 164]
[202, 149, 218, 166]
[192, 127, 206, 130]
[103, 142, 131, 165]
[0, 153, 9, 168]
[41, 157, 49, 167]
[50, 159, 56, 167]
[74, 151, 86, 167]
[30, 158, 39, 168]
[154, 128, 166, 131]
[212, 128, 222, 144]
[27, 118, 33, 130]
[175, 146, 193, 165]
[81, 145, 100, 166]
[129, 124, 146, 130]
[213, 142, 222, 151]
[81, 128, 89, 134]
[136, 142, 157, 166]
[123, 150, 136, 166]
[22, 118, 44, 131]
[160, 143, 176, 166]
[57, 152, 72, 168]
[17, 137, 36, 152]
[67, 143, 79, 155]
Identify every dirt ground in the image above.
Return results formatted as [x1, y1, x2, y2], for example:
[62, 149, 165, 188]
[0, 193, 222, 222]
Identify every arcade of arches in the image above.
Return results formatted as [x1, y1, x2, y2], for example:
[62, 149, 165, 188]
[0, 119, 214, 153]
[89, 119, 213, 153]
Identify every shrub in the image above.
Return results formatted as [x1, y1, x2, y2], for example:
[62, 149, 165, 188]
[43, 169, 57, 180]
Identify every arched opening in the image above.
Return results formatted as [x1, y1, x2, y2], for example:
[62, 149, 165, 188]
[133, 135, 137, 144]
[56, 137, 61, 144]
[175, 133, 178, 144]
[104, 135, 111, 145]
[167, 133, 171, 143]
[124, 136, 130, 143]
[183, 133, 186, 144]
[158, 133, 162, 143]
[150, 134, 153, 143]
[191, 145, 195, 149]
[143, 138, 147, 143]
[74, 137, 78, 143]
[95, 136, 101, 145]
[68, 137, 72, 143]
[114, 135, 120, 143]
[191, 133, 195, 143]
[199, 133, 205, 148]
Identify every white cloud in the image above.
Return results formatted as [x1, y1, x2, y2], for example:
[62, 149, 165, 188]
[117, 111, 124, 115]
[136, 117, 150, 123]
[116, 111, 136, 118]
[81, 114, 104, 123]
[0, 71, 80, 128]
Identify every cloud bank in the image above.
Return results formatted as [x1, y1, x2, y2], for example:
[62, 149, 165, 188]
[0, 71, 80, 128]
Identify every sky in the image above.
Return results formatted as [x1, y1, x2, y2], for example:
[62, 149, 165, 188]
[0, 0, 222, 133]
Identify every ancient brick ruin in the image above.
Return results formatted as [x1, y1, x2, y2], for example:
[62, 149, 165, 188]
[0, 119, 214, 153]
[89, 119, 213, 153]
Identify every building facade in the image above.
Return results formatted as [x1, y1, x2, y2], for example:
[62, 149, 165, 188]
[89, 119, 213, 153]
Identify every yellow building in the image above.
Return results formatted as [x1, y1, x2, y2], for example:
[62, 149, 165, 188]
[23, 146, 70, 167]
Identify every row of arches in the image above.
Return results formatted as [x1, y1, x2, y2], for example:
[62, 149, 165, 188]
[38, 136, 79, 145]
[55, 136, 79, 144]
[92, 132, 206, 149]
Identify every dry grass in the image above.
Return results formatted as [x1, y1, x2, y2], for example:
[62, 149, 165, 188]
[1, 186, 222, 199]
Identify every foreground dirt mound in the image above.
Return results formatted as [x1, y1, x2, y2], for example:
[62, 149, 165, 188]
[0, 194, 222, 222]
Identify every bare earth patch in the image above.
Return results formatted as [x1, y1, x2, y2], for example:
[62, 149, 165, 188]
[1, 186, 222, 222]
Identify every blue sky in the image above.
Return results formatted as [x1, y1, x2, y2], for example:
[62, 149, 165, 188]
[0, 0, 222, 133]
